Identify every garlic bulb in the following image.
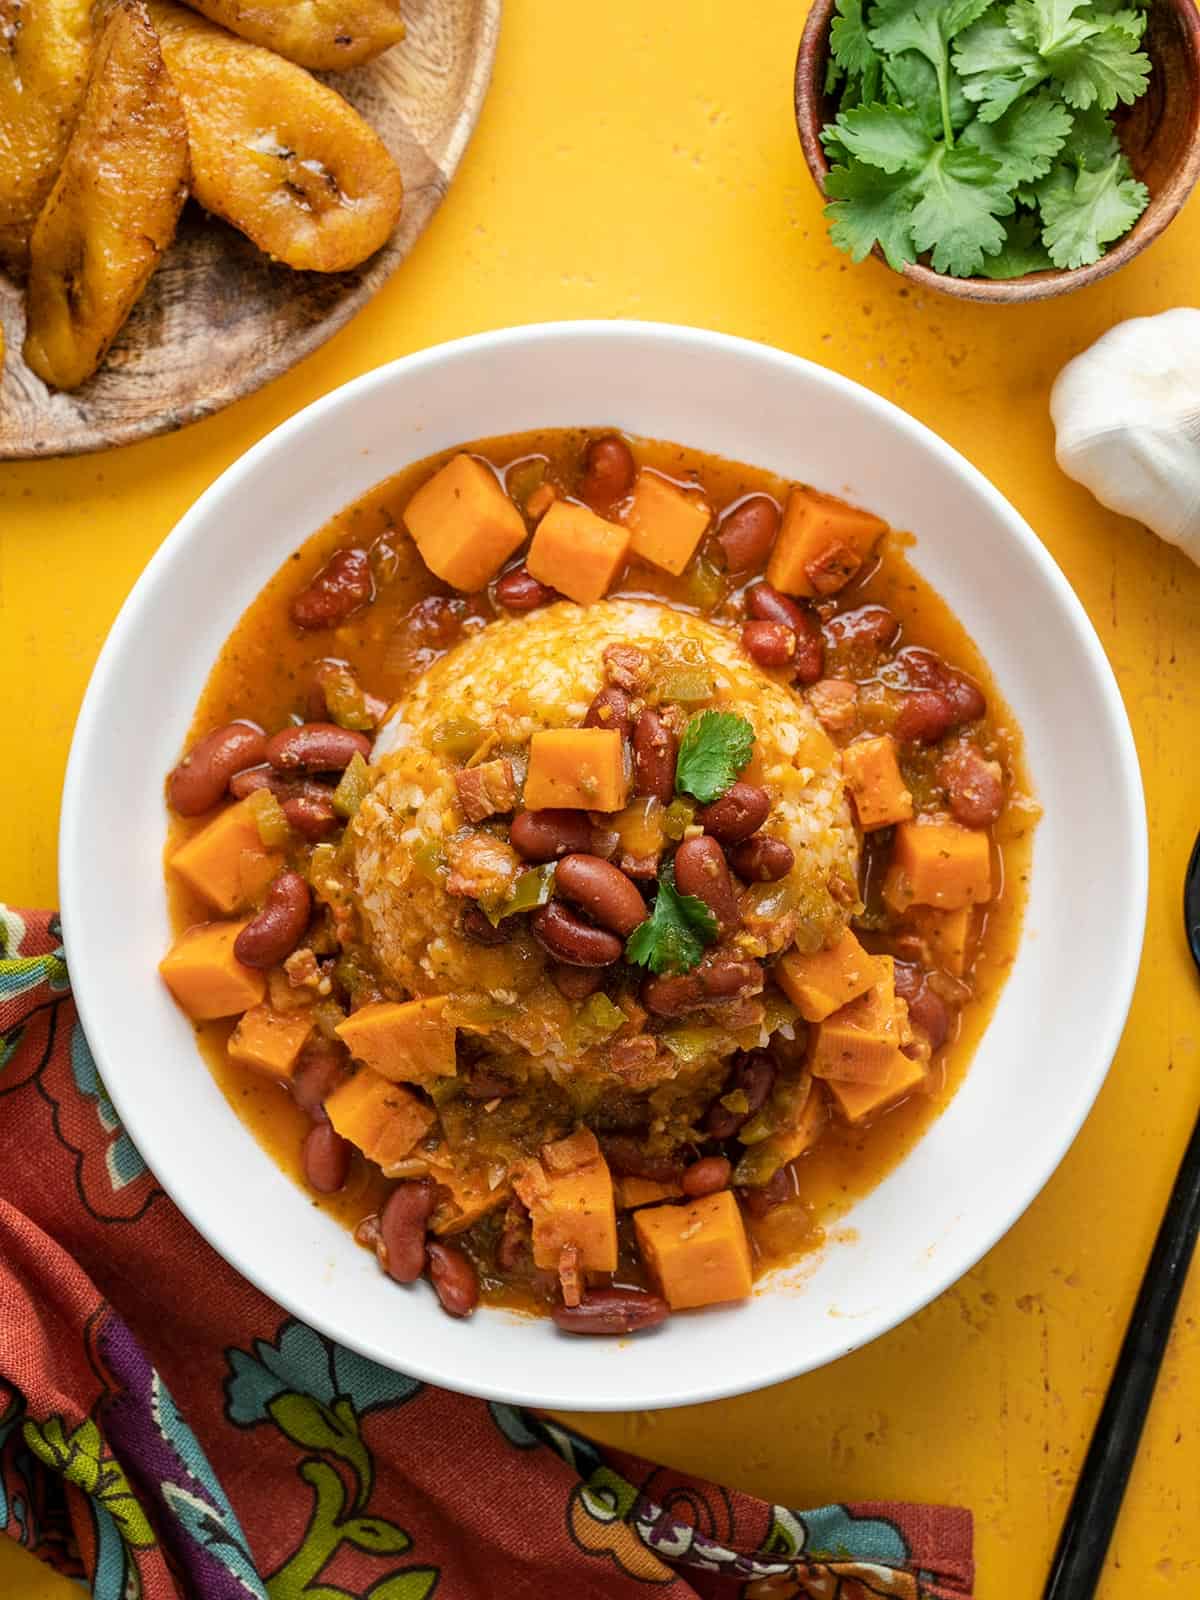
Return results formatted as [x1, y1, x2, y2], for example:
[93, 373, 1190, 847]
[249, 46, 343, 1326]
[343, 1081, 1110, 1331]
[1050, 307, 1200, 568]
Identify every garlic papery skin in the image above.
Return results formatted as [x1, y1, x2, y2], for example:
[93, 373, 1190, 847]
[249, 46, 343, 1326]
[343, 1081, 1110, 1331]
[1050, 307, 1200, 568]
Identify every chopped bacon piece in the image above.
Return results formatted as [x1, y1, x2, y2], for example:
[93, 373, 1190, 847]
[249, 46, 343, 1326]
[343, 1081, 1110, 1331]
[455, 758, 518, 823]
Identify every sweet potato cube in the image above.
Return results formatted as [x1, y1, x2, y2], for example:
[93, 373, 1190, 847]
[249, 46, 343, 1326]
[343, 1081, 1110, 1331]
[842, 735, 913, 831]
[827, 1052, 928, 1124]
[809, 956, 913, 1086]
[767, 486, 887, 598]
[836, 953, 899, 1033]
[614, 1175, 684, 1210]
[403, 453, 527, 591]
[915, 906, 975, 978]
[428, 1159, 510, 1235]
[527, 500, 630, 604]
[542, 1126, 603, 1173]
[335, 998, 456, 1084]
[624, 469, 711, 575]
[634, 1190, 753, 1311]
[523, 728, 628, 811]
[325, 1069, 436, 1174]
[776, 927, 883, 1022]
[160, 921, 266, 1020]
[810, 1024, 905, 1085]
[884, 818, 993, 912]
[227, 1004, 313, 1080]
[514, 1135, 617, 1272]
[170, 797, 283, 913]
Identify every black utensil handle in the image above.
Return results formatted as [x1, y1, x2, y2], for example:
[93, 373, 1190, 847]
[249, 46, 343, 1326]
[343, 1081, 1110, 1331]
[1043, 1106, 1200, 1600]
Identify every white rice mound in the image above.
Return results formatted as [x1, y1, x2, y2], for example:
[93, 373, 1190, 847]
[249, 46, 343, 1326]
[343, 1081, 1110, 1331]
[348, 599, 858, 1070]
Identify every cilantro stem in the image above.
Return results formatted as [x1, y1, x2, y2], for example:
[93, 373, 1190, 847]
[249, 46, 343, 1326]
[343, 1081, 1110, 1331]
[936, 57, 954, 148]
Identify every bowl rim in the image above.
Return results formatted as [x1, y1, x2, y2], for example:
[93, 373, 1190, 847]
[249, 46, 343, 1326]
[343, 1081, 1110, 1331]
[59, 319, 1149, 1407]
[794, 0, 1200, 304]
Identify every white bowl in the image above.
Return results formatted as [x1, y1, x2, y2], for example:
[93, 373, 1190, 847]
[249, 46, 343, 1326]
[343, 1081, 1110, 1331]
[60, 321, 1147, 1411]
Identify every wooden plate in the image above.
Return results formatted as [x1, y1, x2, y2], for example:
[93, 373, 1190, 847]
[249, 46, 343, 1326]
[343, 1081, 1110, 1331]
[0, 0, 501, 460]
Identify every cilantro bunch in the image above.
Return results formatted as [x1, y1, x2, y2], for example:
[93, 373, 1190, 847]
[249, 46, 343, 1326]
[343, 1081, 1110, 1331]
[821, 0, 1152, 278]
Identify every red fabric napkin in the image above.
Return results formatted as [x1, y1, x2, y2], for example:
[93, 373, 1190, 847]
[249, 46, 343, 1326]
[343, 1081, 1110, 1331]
[0, 906, 974, 1599]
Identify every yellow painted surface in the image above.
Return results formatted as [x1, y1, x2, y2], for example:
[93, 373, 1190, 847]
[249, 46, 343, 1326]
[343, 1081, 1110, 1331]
[1, 2, 1198, 1595]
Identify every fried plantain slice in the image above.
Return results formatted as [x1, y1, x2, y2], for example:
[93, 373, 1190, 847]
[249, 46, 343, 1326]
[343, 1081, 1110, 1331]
[0, 0, 96, 273]
[150, 1, 403, 273]
[176, 0, 404, 70]
[23, 0, 188, 389]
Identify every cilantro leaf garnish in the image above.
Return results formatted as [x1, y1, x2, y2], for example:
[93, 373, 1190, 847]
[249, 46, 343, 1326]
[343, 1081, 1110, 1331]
[978, 212, 1055, 276]
[836, 103, 934, 173]
[819, 0, 1153, 279]
[960, 89, 1073, 184]
[674, 711, 756, 804]
[909, 143, 1014, 275]
[830, 0, 881, 79]
[624, 867, 718, 976]
[826, 158, 918, 269]
[1039, 150, 1148, 266]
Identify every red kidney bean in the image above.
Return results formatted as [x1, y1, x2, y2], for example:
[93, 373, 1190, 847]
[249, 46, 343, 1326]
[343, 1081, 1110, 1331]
[551, 962, 604, 1001]
[530, 902, 624, 966]
[230, 766, 328, 804]
[746, 583, 824, 683]
[895, 690, 957, 745]
[405, 594, 468, 649]
[233, 872, 312, 968]
[939, 743, 1004, 828]
[167, 722, 268, 816]
[292, 1043, 347, 1120]
[511, 808, 594, 862]
[583, 685, 632, 740]
[380, 1180, 437, 1284]
[728, 835, 794, 882]
[893, 646, 985, 724]
[290, 548, 373, 630]
[741, 620, 796, 670]
[893, 961, 952, 1053]
[824, 603, 900, 652]
[716, 496, 780, 571]
[461, 904, 510, 945]
[673, 836, 740, 931]
[552, 1287, 670, 1335]
[739, 1163, 796, 1220]
[495, 564, 557, 612]
[601, 1136, 684, 1182]
[643, 953, 763, 1017]
[555, 854, 647, 938]
[426, 1240, 480, 1318]
[266, 722, 372, 772]
[578, 435, 636, 510]
[706, 1049, 776, 1138]
[286, 795, 341, 839]
[228, 768, 341, 840]
[746, 581, 807, 631]
[696, 782, 770, 846]
[792, 622, 825, 685]
[681, 1155, 732, 1198]
[633, 710, 677, 803]
[302, 1122, 351, 1193]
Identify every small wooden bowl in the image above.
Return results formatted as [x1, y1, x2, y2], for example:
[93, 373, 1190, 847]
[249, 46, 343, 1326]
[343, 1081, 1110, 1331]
[794, 0, 1200, 303]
